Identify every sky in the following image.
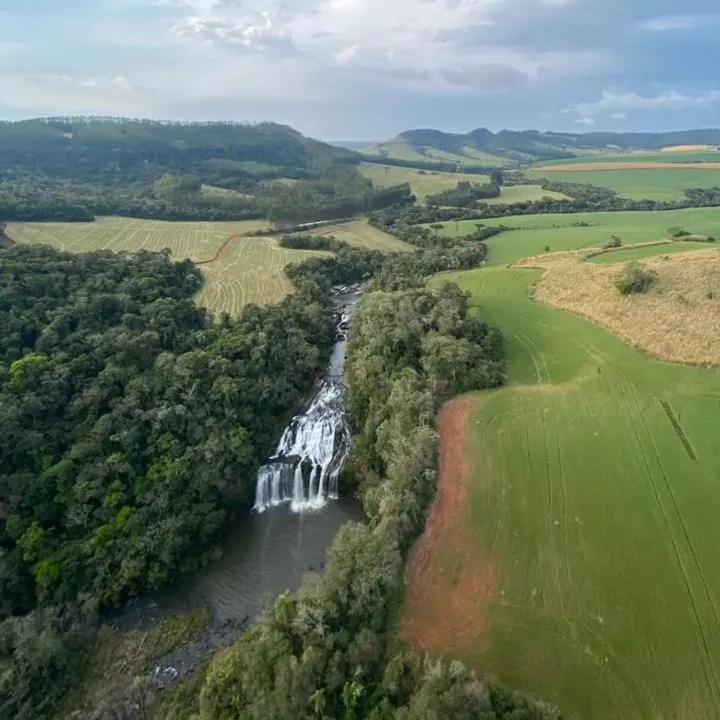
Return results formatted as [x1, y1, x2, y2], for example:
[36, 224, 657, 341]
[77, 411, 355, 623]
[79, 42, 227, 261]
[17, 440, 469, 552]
[0, 0, 719, 140]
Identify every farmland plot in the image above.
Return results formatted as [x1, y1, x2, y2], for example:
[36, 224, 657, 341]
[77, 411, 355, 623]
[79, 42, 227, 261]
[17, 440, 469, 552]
[195, 237, 329, 315]
[406, 265, 720, 720]
[9, 217, 270, 261]
[10, 216, 411, 314]
[9, 217, 327, 314]
[404, 222, 720, 719]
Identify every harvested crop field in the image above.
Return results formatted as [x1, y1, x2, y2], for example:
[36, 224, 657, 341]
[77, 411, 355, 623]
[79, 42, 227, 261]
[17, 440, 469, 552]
[10, 216, 410, 314]
[515, 246, 720, 366]
[309, 218, 414, 251]
[407, 262, 720, 720]
[9, 217, 270, 261]
[10, 217, 326, 314]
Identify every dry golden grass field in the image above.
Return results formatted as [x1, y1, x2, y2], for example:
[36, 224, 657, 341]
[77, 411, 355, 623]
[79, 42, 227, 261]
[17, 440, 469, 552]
[662, 145, 718, 152]
[515, 245, 720, 366]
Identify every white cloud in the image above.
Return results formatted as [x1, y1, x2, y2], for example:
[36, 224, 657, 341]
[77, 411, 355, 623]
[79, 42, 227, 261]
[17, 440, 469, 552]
[0, 74, 157, 114]
[639, 15, 714, 32]
[172, 10, 284, 46]
[575, 117, 595, 125]
[610, 111, 627, 120]
[159, 0, 608, 93]
[333, 45, 358, 64]
[564, 89, 720, 123]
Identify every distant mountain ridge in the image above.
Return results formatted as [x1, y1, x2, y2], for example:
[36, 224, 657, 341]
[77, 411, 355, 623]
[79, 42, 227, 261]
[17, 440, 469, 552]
[369, 127, 720, 164]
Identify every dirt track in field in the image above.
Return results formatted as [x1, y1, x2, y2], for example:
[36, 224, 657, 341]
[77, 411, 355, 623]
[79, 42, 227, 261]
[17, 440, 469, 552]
[543, 162, 720, 172]
[402, 397, 497, 653]
[195, 233, 242, 265]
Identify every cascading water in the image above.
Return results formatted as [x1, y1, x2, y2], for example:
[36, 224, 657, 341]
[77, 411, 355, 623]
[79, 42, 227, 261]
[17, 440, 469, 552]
[253, 286, 360, 514]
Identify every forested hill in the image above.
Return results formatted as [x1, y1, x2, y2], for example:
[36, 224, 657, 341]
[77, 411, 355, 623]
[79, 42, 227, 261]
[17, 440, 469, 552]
[0, 118, 354, 183]
[0, 118, 412, 224]
[368, 126, 720, 163]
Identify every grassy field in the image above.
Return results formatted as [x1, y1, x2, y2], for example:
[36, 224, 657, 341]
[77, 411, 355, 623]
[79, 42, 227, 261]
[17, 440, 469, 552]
[360, 163, 567, 205]
[365, 140, 508, 167]
[424, 147, 509, 166]
[308, 218, 413, 252]
[10, 217, 404, 314]
[359, 162, 489, 201]
[483, 185, 570, 205]
[365, 140, 432, 163]
[529, 166, 720, 201]
[516, 246, 720, 366]
[404, 251, 720, 719]
[539, 150, 720, 166]
[435, 207, 720, 265]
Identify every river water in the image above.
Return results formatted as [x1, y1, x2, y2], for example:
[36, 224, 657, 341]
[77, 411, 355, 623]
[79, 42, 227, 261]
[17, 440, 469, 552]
[112, 287, 363, 651]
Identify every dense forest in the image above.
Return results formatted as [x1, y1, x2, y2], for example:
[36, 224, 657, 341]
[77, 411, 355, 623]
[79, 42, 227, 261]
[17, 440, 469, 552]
[0, 244, 338, 620]
[0, 118, 412, 223]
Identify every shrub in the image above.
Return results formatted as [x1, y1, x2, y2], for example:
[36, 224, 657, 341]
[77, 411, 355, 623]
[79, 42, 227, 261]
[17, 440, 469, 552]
[675, 234, 715, 243]
[614, 262, 657, 295]
[604, 235, 622, 249]
[667, 226, 691, 238]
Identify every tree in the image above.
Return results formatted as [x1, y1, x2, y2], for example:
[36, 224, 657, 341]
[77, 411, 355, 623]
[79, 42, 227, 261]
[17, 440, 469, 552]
[614, 262, 657, 295]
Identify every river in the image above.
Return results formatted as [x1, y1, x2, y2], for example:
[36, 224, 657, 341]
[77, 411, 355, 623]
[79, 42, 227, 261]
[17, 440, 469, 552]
[110, 286, 363, 689]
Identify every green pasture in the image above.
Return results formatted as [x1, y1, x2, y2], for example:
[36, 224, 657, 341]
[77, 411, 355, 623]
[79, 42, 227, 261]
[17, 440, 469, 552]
[424, 147, 509, 167]
[365, 140, 508, 167]
[428, 261, 720, 720]
[529, 167, 720, 201]
[365, 140, 431, 163]
[538, 150, 720, 166]
[360, 164, 564, 205]
[483, 185, 570, 205]
[434, 207, 720, 265]
[359, 162, 489, 201]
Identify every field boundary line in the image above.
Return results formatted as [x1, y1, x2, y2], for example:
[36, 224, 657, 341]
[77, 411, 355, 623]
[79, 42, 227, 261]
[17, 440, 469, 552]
[659, 400, 697, 460]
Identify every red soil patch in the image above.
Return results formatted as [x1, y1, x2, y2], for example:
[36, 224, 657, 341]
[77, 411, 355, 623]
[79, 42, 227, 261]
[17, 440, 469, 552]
[402, 397, 498, 654]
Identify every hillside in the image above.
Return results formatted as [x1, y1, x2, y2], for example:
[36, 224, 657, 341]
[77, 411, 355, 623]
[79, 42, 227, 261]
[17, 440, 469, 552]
[0, 118, 355, 185]
[0, 118, 411, 224]
[367, 127, 720, 165]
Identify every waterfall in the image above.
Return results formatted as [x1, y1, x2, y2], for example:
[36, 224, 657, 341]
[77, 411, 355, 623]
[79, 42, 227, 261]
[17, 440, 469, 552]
[253, 286, 359, 514]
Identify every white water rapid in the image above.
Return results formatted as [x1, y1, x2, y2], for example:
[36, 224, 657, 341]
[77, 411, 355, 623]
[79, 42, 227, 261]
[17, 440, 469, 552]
[253, 287, 359, 514]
